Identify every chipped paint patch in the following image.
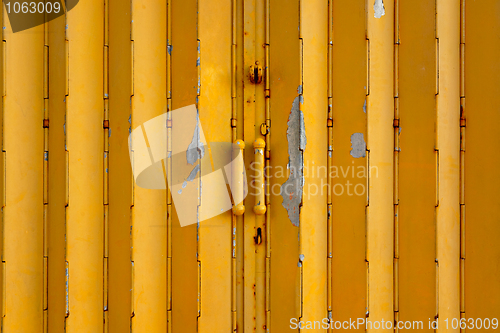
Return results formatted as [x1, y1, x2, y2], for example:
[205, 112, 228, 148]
[350, 133, 366, 158]
[187, 164, 200, 182]
[298, 254, 305, 267]
[186, 115, 205, 165]
[374, 0, 385, 18]
[297, 85, 304, 104]
[363, 98, 367, 113]
[179, 164, 201, 195]
[281, 96, 306, 227]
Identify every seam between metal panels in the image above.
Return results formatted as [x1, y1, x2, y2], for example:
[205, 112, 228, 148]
[434, 0, 439, 324]
[166, 0, 172, 332]
[297, 0, 304, 323]
[326, 0, 333, 330]
[435, 0, 444, 325]
[230, 0, 237, 142]
[196, 0, 201, 321]
[64, 5, 70, 326]
[129, 0, 135, 328]
[1, 9, 5, 326]
[230, 0, 237, 332]
[264, 0, 270, 331]
[365, 2, 370, 329]
[43, 15, 49, 333]
[459, 0, 465, 327]
[393, 0, 400, 330]
[365, 4, 368, 330]
[103, 0, 110, 331]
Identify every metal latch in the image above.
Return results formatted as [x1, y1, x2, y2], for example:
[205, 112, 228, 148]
[254, 227, 262, 245]
[260, 123, 269, 136]
[249, 62, 263, 84]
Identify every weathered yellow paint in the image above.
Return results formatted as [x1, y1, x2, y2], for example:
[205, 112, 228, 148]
[234, 0, 246, 330]
[1, 2, 500, 333]
[269, 0, 300, 330]
[253, 1, 267, 330]
[197, 0, 233, 331]
[3, 10, 44, 332]
[0, 5, 4, 329]
[231, 1, 244, 332]
[300, 0, 328, 331]
[108, 0, 133, 331]
[367, 0, 394, 331]
[330, 0, 367, 329]
[130, 1, 167, 332]
[465, 0, 500, 328]
[254, 143, 266, 333]
[170, 0, 198, 332]
[47, 9, 68, 333]
[243, 0, 258, 331]
[399, 1, 436, 330]
[65, 0, 105, 331]
[436, 0, 460, 331]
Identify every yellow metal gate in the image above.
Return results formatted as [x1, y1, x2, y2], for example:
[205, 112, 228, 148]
[0, 0, 500, 332]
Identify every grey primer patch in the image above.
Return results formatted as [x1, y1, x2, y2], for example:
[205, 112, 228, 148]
[374, 0, 385, 18]
[363, 99, 367, 113]
[180, 152, 202, 194]
[187, 164, 200, 182]
[186, 115, 205, 165]
[350, 133, 366, 158]
[280, 96, 307, 227]
[181, 164, 200, 190]
[298, 254, 305, 267]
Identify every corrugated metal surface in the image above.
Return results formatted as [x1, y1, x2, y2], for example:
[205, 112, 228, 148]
[0, 0, 499, 332]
